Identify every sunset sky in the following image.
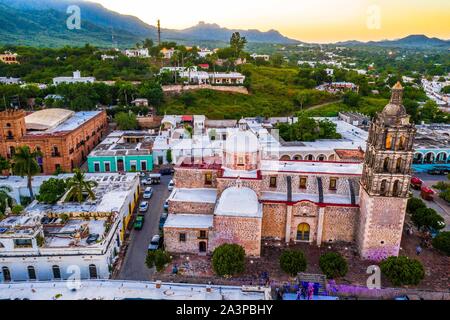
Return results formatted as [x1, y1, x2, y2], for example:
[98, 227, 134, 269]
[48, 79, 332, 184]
[88, 0, 450, 43]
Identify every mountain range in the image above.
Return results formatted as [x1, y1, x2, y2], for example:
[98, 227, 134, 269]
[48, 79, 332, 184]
[0, 0, 448, 50]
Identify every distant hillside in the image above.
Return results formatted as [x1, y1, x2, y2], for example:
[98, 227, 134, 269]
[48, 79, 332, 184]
[337, 35, 450, 49]
[0, 0, 298, 48]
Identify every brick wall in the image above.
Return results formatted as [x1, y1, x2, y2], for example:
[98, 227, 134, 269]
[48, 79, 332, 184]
[164, 227, 210, 254]
[168, 200, 215, 215]
[261, 203, 287, 239]
[174, 168, 219, 189]
[322, 206, 359, 243]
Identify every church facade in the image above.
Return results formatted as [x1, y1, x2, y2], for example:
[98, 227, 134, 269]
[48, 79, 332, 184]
[163, 83, 415, 261]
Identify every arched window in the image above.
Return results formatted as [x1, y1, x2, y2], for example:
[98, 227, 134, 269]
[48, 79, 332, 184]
[6, 123, 11, 127]
[52, 265, 61, 280]
[306, 154, 314, 161]
[2, 266, 11, 282]
[383, 158, 390, 172]
[6, 130, 13, 139]
[393, 180, 401, 197]
[89, 264, 98, 279]
[296, 223, 310, 241]
[317, 154, 326, 161]
[396, 158, 402, 173]
[398, 136, 407, 150]
[27, 266, 36, 280]
[293, 155, 302, 161]
[280, 155, 291, 161]
[0, 242, 4, 248]
[385, 134, 393, 150]
[380, 180, 388, 196]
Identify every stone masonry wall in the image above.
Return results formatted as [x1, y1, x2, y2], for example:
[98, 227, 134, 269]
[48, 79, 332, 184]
[261, 203, 287, 239]
[322, 206, 359, 243]
[164, 227, 210, 254]
[216, 178, 262, 197]
[168, 200, 215, 215]
[211, 216, 262, 257]
[174, 168, 219, 189]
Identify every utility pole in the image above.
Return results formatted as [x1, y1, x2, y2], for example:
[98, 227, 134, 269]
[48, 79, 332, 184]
[157, 19, 161, 46]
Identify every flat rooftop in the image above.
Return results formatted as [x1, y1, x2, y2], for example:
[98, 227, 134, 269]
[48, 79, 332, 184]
[164, 214, 214, 229]
[26, 111, 101, 135]
[90, 131, 155, 157]
[169, 188, 217, 203]
[0, 280, 269, 300]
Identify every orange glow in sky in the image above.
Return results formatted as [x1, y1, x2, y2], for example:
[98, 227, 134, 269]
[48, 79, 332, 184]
[88, 0, 450, 43]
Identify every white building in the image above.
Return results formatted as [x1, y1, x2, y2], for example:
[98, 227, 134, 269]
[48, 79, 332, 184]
[160, 48, 175, 59]
[0, 173, 140, 283]
[209, 72, 245, 85]
[124, 48, 150, 58]
[180, 70, 210, 84]
[250, 54, 270, 61]
[198, 48, 214, 58]
[53, 71, 95, 86]
[0, 77, 22, 85]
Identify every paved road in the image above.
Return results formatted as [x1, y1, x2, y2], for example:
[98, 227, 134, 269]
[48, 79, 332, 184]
[116, 174, 173, 280]
[412, 172, 450, 231]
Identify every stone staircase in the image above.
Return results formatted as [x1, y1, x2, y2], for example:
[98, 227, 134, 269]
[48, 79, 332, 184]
[297, 273, 328, 295]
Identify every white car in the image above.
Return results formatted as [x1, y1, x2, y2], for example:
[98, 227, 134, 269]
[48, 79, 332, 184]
[168, 180, 174, 191]
[143, 187, 153, 199]
[139, 201, 149, 212]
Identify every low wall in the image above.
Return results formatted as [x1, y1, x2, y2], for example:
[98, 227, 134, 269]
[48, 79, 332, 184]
[163, 84, 249, 95]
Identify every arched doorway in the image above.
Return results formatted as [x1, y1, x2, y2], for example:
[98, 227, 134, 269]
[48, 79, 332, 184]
[436, 152, 447, 164]
[2, 266, 11, 282]
[293, 155, 302, 161]
[199, 241, 207, 253]
[413, 153, 423, 164]
[424, 152, 435, 164]
[89, 264, 98, 279]
[280, 155, 291, 161]
[317, 154, 326, 161]
[117, 159, 125, 172]
[296, 223, 310, 241]
[305, 154, 314, 161]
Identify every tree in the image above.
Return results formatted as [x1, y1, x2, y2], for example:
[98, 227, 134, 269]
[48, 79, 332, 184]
[12, 146, 43, 200]
[343, 91, 361, 108]
[411, 207, 446, 231]
[380, 256, 425, 286]
[145, 250, 171, 272]
[65, 169, 98, 203]
[279, 250, 307, 276]
[432, 231, 450, 256]
[138, 81, 164, 107]
[319, 252, 348, 279]
[166, 149, 173, 164]
[212, 244, 246, 276]
[0, 156, 10, 173]
[37, 178, 67, 204]
[115, 112, 138, 130]
[0, 186, 14, 216]
[229, 32, 247, 60]
[407, 197, 426, 214]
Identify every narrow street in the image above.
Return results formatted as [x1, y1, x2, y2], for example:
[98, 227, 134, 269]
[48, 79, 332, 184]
[115, 174, 172, 280]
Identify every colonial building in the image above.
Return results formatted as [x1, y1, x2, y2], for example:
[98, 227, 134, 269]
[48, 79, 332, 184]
[0, 52, 19, 64]
[0, 108, 108, 174]
[164, 83, 414, 261]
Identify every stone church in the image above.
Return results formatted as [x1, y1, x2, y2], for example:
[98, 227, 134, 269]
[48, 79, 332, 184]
[163, 83, 415, 261]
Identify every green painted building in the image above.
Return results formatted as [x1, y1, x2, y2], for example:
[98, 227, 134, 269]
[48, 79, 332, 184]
[87, 131, 154, 173]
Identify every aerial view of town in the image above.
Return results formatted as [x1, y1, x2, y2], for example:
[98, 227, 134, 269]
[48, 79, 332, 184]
[0, 0, 449, 309]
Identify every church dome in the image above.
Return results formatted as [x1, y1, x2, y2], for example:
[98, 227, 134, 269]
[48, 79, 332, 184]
[381, 103, 407, 117]
[224, 130, 259, 153]
[215, 186, 261, 218]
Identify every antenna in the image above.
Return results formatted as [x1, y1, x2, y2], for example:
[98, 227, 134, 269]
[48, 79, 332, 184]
[157, 19, 161, 46]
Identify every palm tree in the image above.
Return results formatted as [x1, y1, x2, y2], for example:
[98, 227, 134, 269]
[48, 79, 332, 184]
[65, 169, 98, 203]
[12, 146, 42, 200]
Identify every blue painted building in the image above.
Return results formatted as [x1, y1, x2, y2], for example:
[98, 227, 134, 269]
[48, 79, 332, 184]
[87, 131, 154, 173]
[412, 124, 450, 172]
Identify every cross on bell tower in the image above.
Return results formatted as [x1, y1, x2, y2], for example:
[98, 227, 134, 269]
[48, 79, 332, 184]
[357, 82, 417, 261]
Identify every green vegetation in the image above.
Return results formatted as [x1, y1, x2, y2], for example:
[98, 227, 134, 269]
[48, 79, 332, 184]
[11, 205, 24, 215]
[406, 197, 427, 214]
[411, 207, 446, 231]
[65, 169, 98, 203]
[276, 113, 341, 142]
[279, 249, 307, 276]
[12, 146, 43, 200]
[0, 156, 11, 173]
[380, 256, 425, 286]
[319, 252, 348, 279]
[432, 232, 450, 256]
[166, 149, 173, 165]
[211, 244, 246, 276]
[0, 186, 14, 216]
[433, 177, 450, 203]
[145, 250, 172, 272]
[114, 112, 138, 130]
[37, 178, 67, 204]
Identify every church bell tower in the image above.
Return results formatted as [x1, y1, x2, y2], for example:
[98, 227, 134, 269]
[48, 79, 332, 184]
[357, 82, 416, 261]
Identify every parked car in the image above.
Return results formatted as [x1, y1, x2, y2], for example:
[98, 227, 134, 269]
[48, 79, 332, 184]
[139, 201, 149, 212]
[134, 215, 145, 230]
[148, 173, 161, 185]
[168, 180, 174, 191]
[143, 187, 153, 199]
[148, 235, 162, 251]
[163, 200, 169, 211]
[86, 234, 100, 244]
[159, 212, 168, 229]
[159, 168, 172, 176]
